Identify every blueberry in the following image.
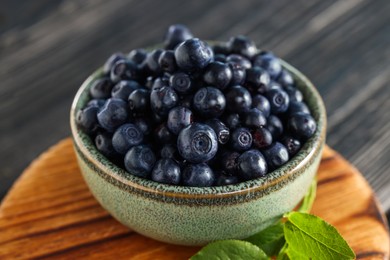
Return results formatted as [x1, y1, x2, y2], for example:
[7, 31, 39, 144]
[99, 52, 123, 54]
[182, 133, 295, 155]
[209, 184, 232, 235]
[182, 163, 215, 187]
[266, 115, 283, 139]
[95, 132, 118, 158]
[177, 123, 218, 163]
[103, 52, 126, 74]
[263, 142, 289, 169]
[97, 98, 128, 132]
[215, 172, 239, 186]
[245, 67, 271, 94]
[253, 52, 282, 79]
[128, 88, 150, 115]
[203, 61, 232, 90]
[252, 127, 273, 149]
[206, 118, 230, 144]
[212, 43, 229, 55]
[243, 108, 267, 128]
[281, 136, 301, 156]
[164, 24, 193, 50]
[134, 118, 153, 135]
[89, 77, 113, 99]
[142, 49, 164, 75]
[220, 150, 240, 175]
[226, 54, 252, 69]
[151, 159, 181, 185]
[110, 59, 139, 83]
[160, 144, 179, 159]
[112, 124, 144, 154]
[288, 101, 310, 115]
[228, 35, 258, 58]
[127, 49, 148, 65]
[154, 123, 176, 144]
[150, 86, 179, 117]
[228, 63, 246, 86]
[174, 38, 213, 71]
[266, 88, 290, 114]
[225, 85, 252, 113]
[158, 50, 177, 73]
[230, 127, 253, 152]
[237, 149, 268, 180]
[268, 81, 283, 91]
[111, 80, 140, 101]
[277, 69, 294, 87]
[124, 145, 156, 178]
[169, 72, 193, 94]
[284, 86, 303, 102]
[193, 87, 226, 117]
[288, 112, 316, 140]
[222, 113, 241, 129]
[152, 77, 168, 90]
[214, 54, 227, 63]
[87, 99, 106, 109]
[252, 94, 271, 117]
[167, 106, 193, 134]
[76, 106, 99, 134]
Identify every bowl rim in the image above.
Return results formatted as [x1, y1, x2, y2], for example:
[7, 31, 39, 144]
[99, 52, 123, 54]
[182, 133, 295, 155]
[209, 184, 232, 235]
[70, 59, 326, 200]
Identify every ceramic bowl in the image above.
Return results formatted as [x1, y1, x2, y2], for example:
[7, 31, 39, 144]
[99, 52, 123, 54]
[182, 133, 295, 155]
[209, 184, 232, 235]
[70, 59, 326, 246]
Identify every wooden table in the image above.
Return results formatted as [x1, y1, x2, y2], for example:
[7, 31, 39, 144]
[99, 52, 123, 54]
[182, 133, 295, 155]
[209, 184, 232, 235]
[0, 0, 389, 222]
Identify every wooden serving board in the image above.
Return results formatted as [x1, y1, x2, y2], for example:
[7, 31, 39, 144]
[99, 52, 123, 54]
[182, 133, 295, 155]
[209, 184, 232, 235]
[0, 138, 388, 259]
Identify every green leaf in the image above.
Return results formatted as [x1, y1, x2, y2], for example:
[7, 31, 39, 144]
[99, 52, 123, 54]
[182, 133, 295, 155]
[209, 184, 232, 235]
[190, 240, 269, 260]
[297, 178, 317, 213]
[283, 212, 355, 260]
[245, 221, 285, 256]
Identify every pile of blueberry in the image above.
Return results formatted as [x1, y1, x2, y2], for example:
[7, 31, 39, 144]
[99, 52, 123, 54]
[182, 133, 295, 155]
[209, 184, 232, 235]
[76, 24, 316, 187]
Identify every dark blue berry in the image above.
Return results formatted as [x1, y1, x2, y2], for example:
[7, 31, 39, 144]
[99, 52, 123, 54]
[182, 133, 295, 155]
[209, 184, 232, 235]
[150, 86, 179, 117]
[97, 98, 128, 132]
[222, 113, 241, 129]
[160, 144, 179, 159]
[225, 85, 252, 113]
[253, 52, 282, 79]
[152, 77, 168, 90]
[164, 24, 193, 50]
[134, 118, 153, 135]
[243, 108, 267, 128]
[151, 159, 181, 185]
[237, 149, 268, 180]
[76, 106, 99, 134]
[128, 88, 150, 115]
[158, 50, 177, 73]
[110, 59, 139, 83]
[266, 88, 290, 114]
[206, 118, 230, 144]
[103, 52, 125, 74]
[266, 115, 283, 139]
[220, 150, 240, 175]
[174, 38, 213, 71]
[203, 61, 232, 90]
[111, 80, 140, 101]
[226, 54, 252, 69]
[167, 106, 193, 135]
[252, 127, 273, 149]
[288, 112, 316, 140]
[281, 136, 301, 156]
[87, 99, 106, 108]
[252, 94, 271, 117]
[284, 86, 303, 102]
[228, 63, 246, 86]
[263, 142, 289, 170]
[230, 127, 253, 152]
[212, 43, 229, 55]
[182, 163, 215, 187]
[269, 81, 282, 91]
[95, 132, 118, 158]
[245, 67, 271, 94]
[177, 123, 218, 163]
[193, 87, 226, 117]
[142, 49, 164, 75]
[112, 124, 144, 154]
[228, 35, 258, 58]
[169, 72, 193, 94]
[277, 69, 294, 87]
[127, 49, 148, 65]
[154, 123, 176, 144]
[89, 77, 113, 99]
[214, 54, 227, 63]
[215, 172, 239, 186]
[124, 145, 156, 178]
[288, 101, 310, 115]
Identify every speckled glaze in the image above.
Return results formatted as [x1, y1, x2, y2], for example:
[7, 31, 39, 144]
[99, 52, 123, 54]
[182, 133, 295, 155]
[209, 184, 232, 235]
[70, 58, 326, 246]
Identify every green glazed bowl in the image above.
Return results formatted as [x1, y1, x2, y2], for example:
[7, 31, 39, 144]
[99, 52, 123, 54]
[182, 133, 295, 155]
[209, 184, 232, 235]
[70, 59, 326, 246]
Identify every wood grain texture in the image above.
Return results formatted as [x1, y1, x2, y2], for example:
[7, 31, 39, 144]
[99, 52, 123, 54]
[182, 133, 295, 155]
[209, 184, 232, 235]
[0, 138, 388, 259]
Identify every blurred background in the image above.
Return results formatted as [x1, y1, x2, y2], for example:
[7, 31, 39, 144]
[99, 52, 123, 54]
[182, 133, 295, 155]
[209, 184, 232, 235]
[0, 0, 389, 220]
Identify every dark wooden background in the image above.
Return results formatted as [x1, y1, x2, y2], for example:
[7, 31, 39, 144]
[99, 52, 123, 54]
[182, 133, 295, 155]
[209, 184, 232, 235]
[1, 0, 389, 220]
